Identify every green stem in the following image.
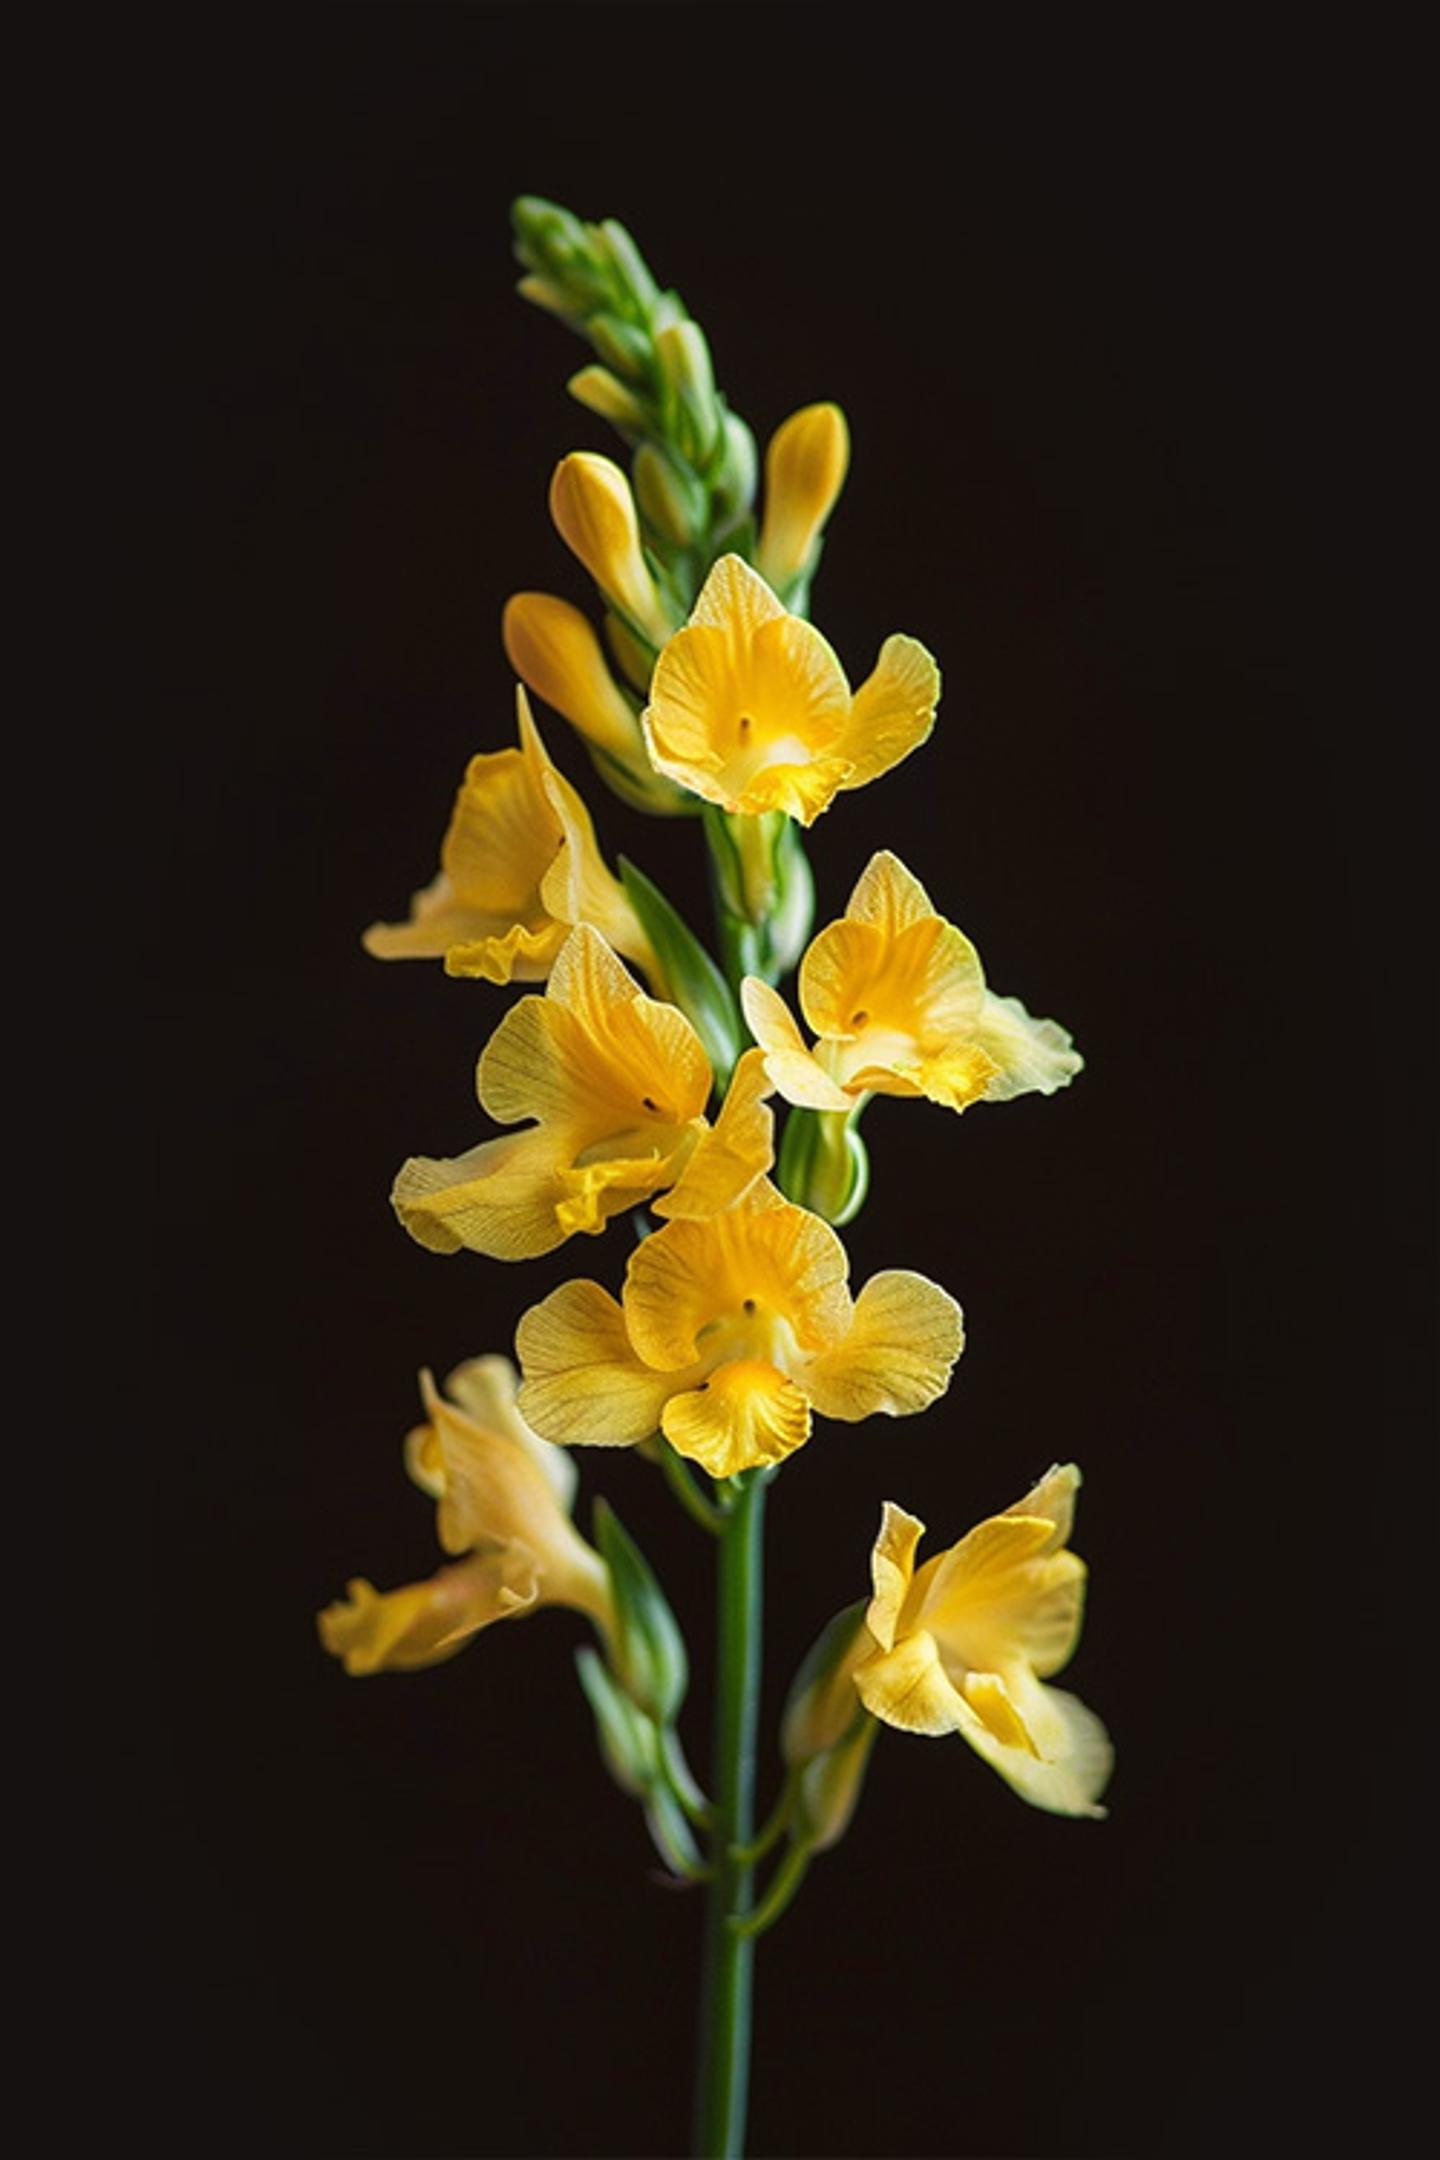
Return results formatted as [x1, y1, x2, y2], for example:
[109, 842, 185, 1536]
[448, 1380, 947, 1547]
[692, 1474, 766, 2158]
[659, 1441, 725, 1536]
[731, 1840, 812, 1941]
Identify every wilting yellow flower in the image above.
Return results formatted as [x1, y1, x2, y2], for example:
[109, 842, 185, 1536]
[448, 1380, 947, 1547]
[756, 402, 851, 588]
[641, 555, 938, 825]
[317, 1358, 613, 1675]
[502, 591, 645, 763]
[515, 1180, 963, 1480]
[854, 1465, 1112, 1817]
[392, 925, 775, 1260]
[549, 451, 676, 649]
[363, 688, 655, 986]
[742, 849, 1082, 1113]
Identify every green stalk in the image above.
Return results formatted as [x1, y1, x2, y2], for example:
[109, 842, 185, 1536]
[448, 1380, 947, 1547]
[692, 1474, 766, 2158]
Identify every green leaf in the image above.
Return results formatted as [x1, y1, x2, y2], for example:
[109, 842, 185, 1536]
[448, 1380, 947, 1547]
[619, 857, 742, 1089]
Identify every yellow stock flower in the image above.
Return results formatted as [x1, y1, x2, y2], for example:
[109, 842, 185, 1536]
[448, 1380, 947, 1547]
[392, 925, 775, 1260]
[641, 555, 939, 825]
[515, 1180, 963, 1480]
[741, 849, 1082, 1113]
[363, 688, 655, 986]
[756, 402, 851, 588]
[854, 1465, 1112, 1817]
[549, 451, 676, 649]
[317, 1358, 613, 1675]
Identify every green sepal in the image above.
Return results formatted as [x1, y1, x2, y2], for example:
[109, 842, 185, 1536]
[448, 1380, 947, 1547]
[776, 1107, 870, 1224]
[576, 1644, 660, 1800]
[618, 857, 742, 1089]
[593, 1497, 689, 1725]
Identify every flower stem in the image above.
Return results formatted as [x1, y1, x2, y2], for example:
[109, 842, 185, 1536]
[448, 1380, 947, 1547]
[692, 1472, 766, 2158]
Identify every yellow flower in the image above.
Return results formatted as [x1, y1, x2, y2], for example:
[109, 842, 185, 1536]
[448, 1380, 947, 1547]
[756, 402, 850, 589]
[548, 451, 677, 649]
[392, 925, 775, 1260]
[515, 1180, 963, 1480]
[854, 1465, 1112, 1817]
[741, 849, 1082, 1113]
[501, 591, 645, 763]
[640, 555, 938, 825]
[363, 688, 655, 986]
[317, 1358, 613, 1675]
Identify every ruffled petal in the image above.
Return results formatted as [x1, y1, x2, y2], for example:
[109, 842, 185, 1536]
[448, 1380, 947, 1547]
[800, 913, 985, 1048]
[837, 634, 940, 789]
[444, 919, 567, 984]
[957, 1672, 1112, 1819]
[317, 1552, 538, 1675]
[660, 1360, 812, 1478]
[973, 990, 1083, 1101]
[656, 1048, 774, 1220]
[731, 752, 854, 825]
[516, 1280, 676, 1447]
[624, 1185, 852, 1371]
[801, 1270, 964, 1422]
[391, 1130, 570, 1260]
[362, 873, 517, 963]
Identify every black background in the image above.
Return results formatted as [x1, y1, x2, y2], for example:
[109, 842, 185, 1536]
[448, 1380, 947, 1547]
[130, 10, 1426, 2157]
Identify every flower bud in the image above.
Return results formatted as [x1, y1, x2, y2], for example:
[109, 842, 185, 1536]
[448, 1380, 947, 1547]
[656, 321, 720, 463]
[757, 403, 850, 589]
[777, 1107, 870, 1226]
[576, 1646, 660, 1800]
[713, 411, 758, 523]
[549, 452, 676, 647]
[593, 1499, 688, 1725]
[502, 592, 645, 762]
[782, 1601, 871, 1763]
[794, 1717, 878, 1852]
[567, 365, 648, 436]
[633, 443, 707, 551]
[604, 609, 656, 695]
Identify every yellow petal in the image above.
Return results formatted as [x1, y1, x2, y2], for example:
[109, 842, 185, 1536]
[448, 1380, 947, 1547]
[740, 977, 851, 1110]
[865, 1500, 925, 1653]
[844, 849, 937, 935]
[837, 633, 940, 789]
[362, 872, 520, 963]
[689, 552, 788, 638]
[973, 990, 1084, 1101]
[801, 1270, 964, 1421]
[1010, 1461, 1081, 1552]
[391, 1130, 570, 1260]
[905, 1043, 1000, 1112]
[920, 1508, 1086, 1680]
[317, 1553, 537, 1675]
[624, 1184, 852, 1372]
[537, 761, 657, 980]
[444, 919, 567, 985]
[854, 1627, 970, 1735]
[957, 1672, 1112, 1818]
[660, 1360, 812, 1478]
[657, 1048, 774, 1221]
[442, 1354, 579, 1517]
[799, 912, 985, 1050]
[502, 591, 643, 761]
[516, 1280, 675, 1447]
[553, 1150, 674, 1237]
[730, 750, 854, 826]
[443, 735, 559, 914]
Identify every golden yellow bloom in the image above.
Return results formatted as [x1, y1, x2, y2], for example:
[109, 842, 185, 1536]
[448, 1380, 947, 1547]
[854, 1465, 1112, 1817]
[317, 1358, 613, 1675]
[363, 688, 655, 986]
[515, 1180, 963, 1480]
[501, 591, 645, 763]
[392, 926, 775, 1260]
[741, 849, 1082, 1113]
[548, 451, 676, 648]
[641, 555, 938, 824]
[756, 402, 851, 588]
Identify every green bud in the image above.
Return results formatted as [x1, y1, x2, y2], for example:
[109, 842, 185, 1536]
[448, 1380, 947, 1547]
[619, 858, 742, 1087]
[568, 365, 649, 436]
[575, 1646, 660, 1800]
[777, 1107, 870, 1224]
[657, 321, 721, 464]
[589, 312, 652, 382]
[795, 1717, 878, 1852]
[516, 272, 572, 317]
[767, 818, 815, 976]
[633, 443, 707, 551]
[585, 743, 697, 818]
[782, 1601, 871, 1763]
[594, 219, 663, 317]
[603, 609, 656, 694]
[593, 1499, 689, 1725]
[712, 410, 758, 522]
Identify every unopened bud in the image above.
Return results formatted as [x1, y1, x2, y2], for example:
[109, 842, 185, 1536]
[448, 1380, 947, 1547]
[568, 366, 648, 436]
[502, 592, 644, 762]
[712, 411, 758, 522]
[656, 321, 720, 463]
[633, 443, 707, 550]
[757, 403, 850, 588]
[593, 1500, 688, 1725]
[549, 452, 676, 648]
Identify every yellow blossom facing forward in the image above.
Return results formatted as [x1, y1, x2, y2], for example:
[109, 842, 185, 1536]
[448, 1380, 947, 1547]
[640, 556, 939, 826]
[515, 1180, 963, 1480]
[363, 688, 655, 985]
[549, 451, 677, 649]
[756, 402, 851, 589]
[741, 849, 1082, 1113]
[317, 1358, 613, 1675]
[392, 925, 775, 1260]
[854, 1465, 1112, 1817]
